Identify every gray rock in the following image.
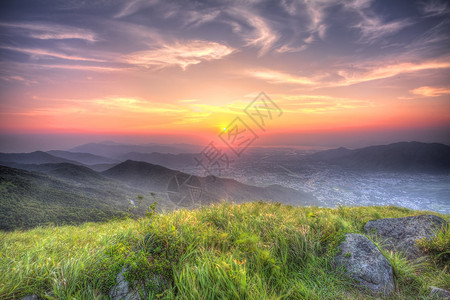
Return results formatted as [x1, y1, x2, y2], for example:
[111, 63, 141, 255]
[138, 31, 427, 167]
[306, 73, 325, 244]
[21, 296, 38, 300]
[430, 286, 450, 299]
[364, 215, 447, 260]
[335, 233, 395, 296]
[109, 267, 143, 300]
[109, 266, 168, 300]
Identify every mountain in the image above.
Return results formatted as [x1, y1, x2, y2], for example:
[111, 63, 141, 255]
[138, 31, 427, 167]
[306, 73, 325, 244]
[0, 164, 173, 230]
[103, 160, 318, 207]
[47, 150, 119, 165]
[0, 151, 81, 165]
[119, 152, 197, 170]
[70, 142, 203, 158]
[307, 142, 450, 172]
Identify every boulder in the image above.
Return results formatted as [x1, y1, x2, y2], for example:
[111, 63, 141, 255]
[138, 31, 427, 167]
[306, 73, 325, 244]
[335, 233, 395, 296]
[364, 215, 447, 260]
[109, 266, 168, 300]
[109, 267, 143, 300]
[429, 286, 450, 299]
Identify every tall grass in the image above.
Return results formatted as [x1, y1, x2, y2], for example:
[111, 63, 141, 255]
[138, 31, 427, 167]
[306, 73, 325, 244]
[1, 202, 448, 299]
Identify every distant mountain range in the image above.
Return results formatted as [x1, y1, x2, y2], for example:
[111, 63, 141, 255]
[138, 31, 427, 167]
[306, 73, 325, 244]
[69, 142, 203, 158]
[47, 150, 119, 165]
[306, 142, 450, 172]
[103, 160, 318, 207]
[0, 151, 81, 165]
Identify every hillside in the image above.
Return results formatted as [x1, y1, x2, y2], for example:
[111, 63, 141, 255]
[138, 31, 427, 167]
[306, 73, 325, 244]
[0, 160, 317, 230]
[119, 152, 197, 170]
[103, 160, 318, 207]
[0, 202, 448, 299]
[0, 165, 170, 230]
[307, 141, 450, 172]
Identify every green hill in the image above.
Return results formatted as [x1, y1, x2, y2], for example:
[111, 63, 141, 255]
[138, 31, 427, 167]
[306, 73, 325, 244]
[0, 202, 448, 299]
[0, 165, 167, 230]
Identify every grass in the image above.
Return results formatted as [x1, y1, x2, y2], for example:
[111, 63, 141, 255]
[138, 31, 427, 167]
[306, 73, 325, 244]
[0, 202, 449, 299]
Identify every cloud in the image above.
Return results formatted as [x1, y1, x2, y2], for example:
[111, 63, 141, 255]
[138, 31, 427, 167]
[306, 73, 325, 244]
[421, 0, 450, 17]
[114, 0, 159, 18]
[411, 86, 450, 97]
[270, 93, 372, 113]
[340, 0, 413, 43]
[0, 75, 38, 85]
[245, 57, 450, 88]
[92, 97, 186, 114]
[1, 46, 105, 62]
[183, 10, 221, 28]
[0, 22, 97, 41]
[124, 40, 235, 69]
[276, 45, 307, 53]
[247, 69, 316, 85]
[337, 58, 450, 86]
[226, 7, 278, 56]
[355, 18, 413, 43]
[29, 64, 121, 72]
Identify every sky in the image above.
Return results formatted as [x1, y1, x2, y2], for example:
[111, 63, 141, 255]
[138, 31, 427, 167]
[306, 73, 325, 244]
[0, 0, 449, 151]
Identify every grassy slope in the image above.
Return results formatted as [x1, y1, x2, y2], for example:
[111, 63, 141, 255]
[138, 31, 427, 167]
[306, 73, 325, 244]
[0, 202, 448, 300]
[0, 165, 168, 230]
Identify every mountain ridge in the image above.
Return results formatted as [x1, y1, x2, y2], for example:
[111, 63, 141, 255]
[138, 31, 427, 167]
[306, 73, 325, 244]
[306, 141, 450, 172]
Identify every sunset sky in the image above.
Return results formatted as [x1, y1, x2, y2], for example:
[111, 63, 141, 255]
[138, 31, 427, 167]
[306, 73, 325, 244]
[0, 0, 449, 151]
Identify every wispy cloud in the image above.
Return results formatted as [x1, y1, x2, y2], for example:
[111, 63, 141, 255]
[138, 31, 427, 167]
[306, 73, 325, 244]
[271, 93, 373, 113]
[0, 75, 38, 85]
[92, 96, 185, 114]
[355, 18, 412, 43]
[336, 58, 450, 86]
[411, 86, 450, 97]
[245, 56, 450, 88]
[1, 46, 105, 62]
[421, 0, 450, 17]
[247, 69, 316, 85]
[341, 0, 413, 43]
[0, 22, 97, 41]
[114, 0, 159, 19]
[123, 40, 234, 69]
[32, 64, 121, 72]
[183, 10, 221, 28]
[226, 7, 278, 56]
[276, 45, 307, 53]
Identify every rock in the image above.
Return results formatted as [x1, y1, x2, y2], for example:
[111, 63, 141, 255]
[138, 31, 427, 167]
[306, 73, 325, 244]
[109, 266, 168, 300]
[430, 286, 450, 299]
[335, 233, 395, 296]
[109, 267, 143, 300]
[21, 296, 38, 300]
[364, 215, 447, 260]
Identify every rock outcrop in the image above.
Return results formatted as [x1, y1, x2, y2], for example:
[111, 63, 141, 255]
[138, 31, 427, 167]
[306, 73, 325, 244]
[109, 266, 168, 300]
[335, 233, 395, 296]
[109, 267, 144, 300]
[364, 215, 447, 260]
[429, 286, 450, 299]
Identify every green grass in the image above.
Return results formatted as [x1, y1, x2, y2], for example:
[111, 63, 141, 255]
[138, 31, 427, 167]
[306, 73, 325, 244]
[0, 202, 448, 299]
